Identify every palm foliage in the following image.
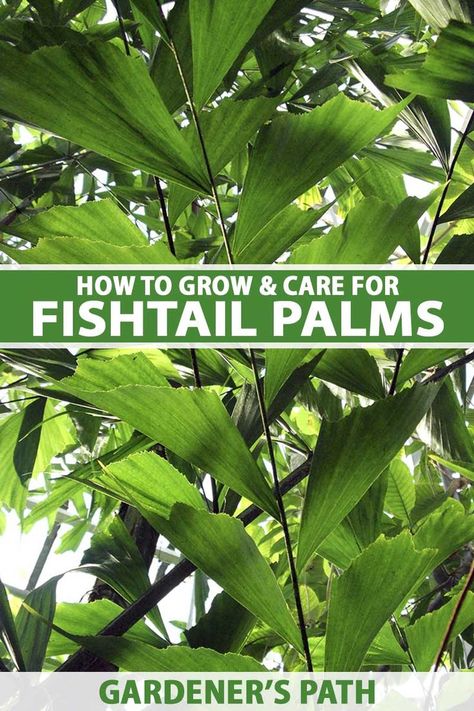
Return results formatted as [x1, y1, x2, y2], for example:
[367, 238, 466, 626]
[0, 0, 473, 673]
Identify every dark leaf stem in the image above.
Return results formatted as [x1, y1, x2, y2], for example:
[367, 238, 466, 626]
[114, 2, 206, 491]
[0, 195, 35, 227]
[249, 351, 314, 671]
[388, 348, 404, 396]
[423, 350, 474, 383]
[189, 348, 203, 390]
[433, 560, 474, 670]
[153, 1, 312, 669]
[389, 343, 474, 398]
[188, 347, 218, 511]
[386, 118, 474, 394]
[112, 0, 131, 56]
[422, 112, 473, 264]
[150, 164, 208, 507]
[386, 118, 473, 393]
[26, 519, 61, 590]
[151, 177, 203, 391]
[153, 176, 176, 257]
[154, 0, 234, 265]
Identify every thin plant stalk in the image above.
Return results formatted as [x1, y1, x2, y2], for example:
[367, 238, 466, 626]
[422, 112, 473, 264]
[434, 560, 474, 670]
[108, 0, 214, 630]
[153, 0, 313, 670]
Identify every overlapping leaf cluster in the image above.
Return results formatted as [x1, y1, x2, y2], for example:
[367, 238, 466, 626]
[0, 0, 473, 673]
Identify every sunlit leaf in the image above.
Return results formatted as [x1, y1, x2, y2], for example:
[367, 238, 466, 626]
[297, 383, 440, 571]
[405, 588, 474, 670]
[233, 96, 406, 257]
[61, 356, 277, 516]
[189, 0, 277, 108]
[325, 532, 437, 670]
[89, 453, 302, 653]
[0, 42, 208, 190]
[386, 21, 474, 101]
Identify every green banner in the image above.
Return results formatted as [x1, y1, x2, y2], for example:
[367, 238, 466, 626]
[0, 266, 472, 346]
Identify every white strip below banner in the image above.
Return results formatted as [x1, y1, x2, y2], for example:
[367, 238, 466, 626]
[0, 672, 472, 710]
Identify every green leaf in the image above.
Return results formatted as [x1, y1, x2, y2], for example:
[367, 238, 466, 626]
[4, 238, 177, 265]
[254, 30, 302, 97]
[412, 479, 447, 523]
[94, 451, 207, 522]
[15, 577, 58, 671]
[436, 234, 474, 263]
[385, 460, 415, 523]
[47, 598, 164, 657]
[0, 42, 208, 191]
[319, 474, 388, 568]
[405, 588, 474, 670]
[61, 358, 277, 516]
[325, 532, 437, 671]
[234, 203, 331, 264]
[88, 453, 302, 653]
[386, 21, 474, 101]
[62, 352, 169, 391]
[264, 349, 312, 407]
[12, 397, 46, 486]
[72, 636, 266, 671]
[79, 517, 167, 638]
[185, 591, 255, 653]
[149, 0, 192, 114]
[232, 351, 325, 467]
[429, 453, 474, 480]
[159, 505, 303, 654]
[314, 349, 385, 400]
[405, 96, 452, 173]
[168, 96, 278, 224]
[47, 599, 165, 657]
[2, 199, 142, 245]
[313, 383, 343, 423]
[90, 348, 181, 382]
[397, 348, 462, 384]
[0, 399, 74, 512]
[439, 183, 474, 223]
[35, 400, 75, 474]
[0, 578, 25, 670]
[27, 604, 265, 670]
[192, 97, 278, 178]
[351, 46, 452, 169]
[233, 95, 406, 256]
[364, 623, 410, 667]
[317, 522, 363, 570]
[1, 199, 177, 264]
[0, 125, 19, 162]
[422, 380, 474, 465]
[267, 348, 385, 415]
[292, 193, 437, 264]
[413, 498, 474, 569]
[408, 0, 473, 29]
[224, 0, 314, 93]
[0, 348, 76, 380]
[67, 407, 100, 452]
[130, 0, 167, 37]
[297, 383, 440, 571]
[0, 399, 44, 511]
[24, 432, 152, 529]
[364, 144, 445, 184]
[189, 0, 277, 108]
[306, 623, 410, 671]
